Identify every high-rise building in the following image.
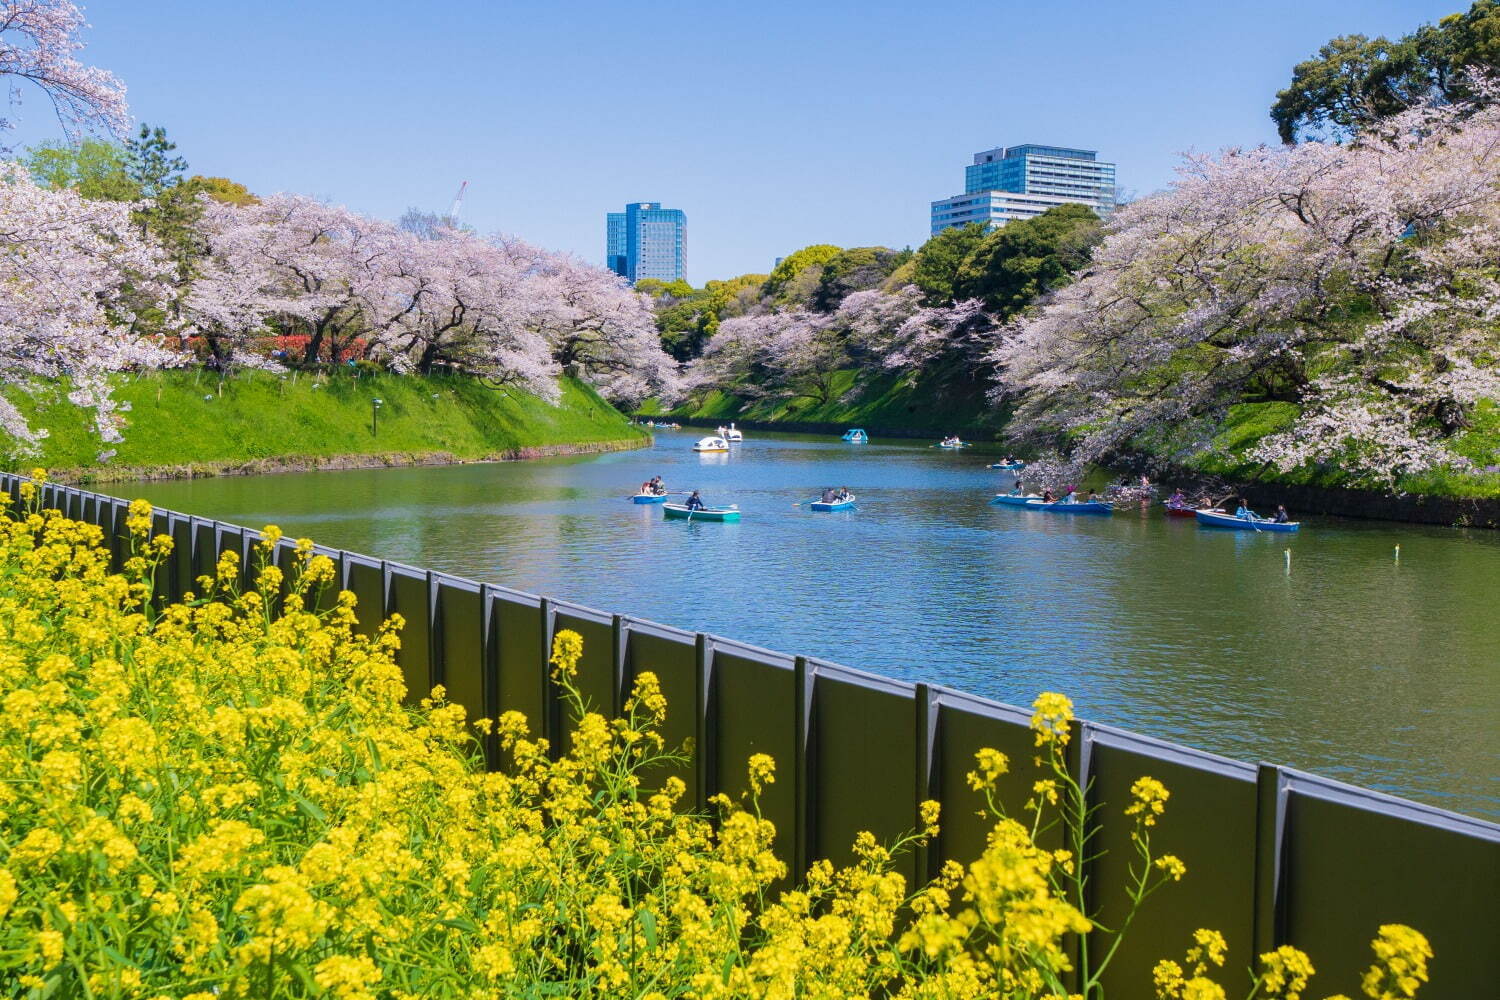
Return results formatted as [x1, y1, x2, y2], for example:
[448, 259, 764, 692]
[604, 202, 686, 283]
[930, 144, 1115, 236]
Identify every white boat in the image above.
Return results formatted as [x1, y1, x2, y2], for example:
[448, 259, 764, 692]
[724, 422, 744, 442]
[693, 436, 730, 453]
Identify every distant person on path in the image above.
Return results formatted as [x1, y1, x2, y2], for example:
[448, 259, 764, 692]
[686, 491, 706, 511]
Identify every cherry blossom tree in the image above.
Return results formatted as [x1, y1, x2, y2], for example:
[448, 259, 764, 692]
[996, 92, 1500, 486]
[0, 164, 173, 449]
[513, 242, 680, 406]
[694, 287, 992, 406]
[188, 194, 402, 367]
[0, 1, 128, 149]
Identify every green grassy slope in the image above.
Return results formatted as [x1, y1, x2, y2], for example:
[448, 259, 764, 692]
[4, 371, 647, 481]
[1178, 400, 1500, 497]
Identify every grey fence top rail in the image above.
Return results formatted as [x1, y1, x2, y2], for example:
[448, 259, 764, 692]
[8, 473, 1497, 999]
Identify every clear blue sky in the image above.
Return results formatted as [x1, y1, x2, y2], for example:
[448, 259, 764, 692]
[9, 1, 1467, 282]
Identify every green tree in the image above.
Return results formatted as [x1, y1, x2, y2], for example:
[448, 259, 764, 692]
[1270, 1, 1500, 143]
[910, 224, 988, 304]
[762, 244, 842, 302]
[810, 246, 913, 312]
[179, 175, 258, 206]
[125, 124, 188, 198]
[952, 204, 1101, 315]
[22, 139, 140, 201]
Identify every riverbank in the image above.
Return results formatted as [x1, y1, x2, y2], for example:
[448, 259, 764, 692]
[640, 369, 1006, 439]
[3, 371, 649, 483]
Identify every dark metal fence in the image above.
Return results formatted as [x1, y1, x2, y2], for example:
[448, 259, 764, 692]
[9, 473, 1497, 999]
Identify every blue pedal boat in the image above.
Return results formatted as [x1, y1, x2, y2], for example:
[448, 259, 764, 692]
[990, 493, 1042, 507]
[1024, 499, 1114, 515]
[809, 494, 857, 511]
[1195, 508, 1299, 532]
[664, 503, 741, 522]
[989, 461, 1025, 471]
[631, 493, 670, 504]
[842, 428, 868, 443]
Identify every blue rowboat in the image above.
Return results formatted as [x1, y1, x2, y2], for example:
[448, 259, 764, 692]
[989, 461, 1025, 471]
[1024, 499, 1113, 515]
[809, 494, 856, 512]
[842, 429, 868, 443]
[664, 503, 740, 522]
[632, 493, 669, 504]
[1195, 508, 1299, 532]
[990, 493, 1042, 507]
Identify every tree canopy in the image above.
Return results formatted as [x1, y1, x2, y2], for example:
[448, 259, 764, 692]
[909, 224, 988, 305]
[1271, 1, 1500, 143]
[952, 205, 1101, 316]
[23, 138, 138, 201]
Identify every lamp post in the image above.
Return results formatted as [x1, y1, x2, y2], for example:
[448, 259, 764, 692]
[371, 398, 383, 437]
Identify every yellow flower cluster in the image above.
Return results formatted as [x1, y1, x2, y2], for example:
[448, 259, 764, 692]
[1154, 926, 1432, 1000]
[0, 495, 1432, 1000]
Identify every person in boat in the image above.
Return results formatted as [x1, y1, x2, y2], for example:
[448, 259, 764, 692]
[1274, 505, 1290, 524]
[1235, 498, 1256, 520]
[1085, 490, 1099, 503]
[1062, 487, 1078, 504]
[1042, 488, 1056, 503]
[650, 476, 666, 496]
[1012, 479, 1024, 495]
[821, 487, 837, 503]
[836, 486, 851, 502]
[686, 491, 706, 511]
[1169, 488, 1186, 506]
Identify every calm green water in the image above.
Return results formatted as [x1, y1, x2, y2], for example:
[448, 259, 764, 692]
[112, 429, 1500, 819]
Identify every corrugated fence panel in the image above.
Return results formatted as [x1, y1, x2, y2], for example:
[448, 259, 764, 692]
[491, 587, 545, 732]
[435, 576, 485, 731]
[343, 555, 385, 638]
[1279, 772, 1500, 999]
[710, 640, 798, 869]
[1085, 727, 1259, 997]
[931, 691, 1048, 868]
[623, 621, 699, 797]
[553, 603, 618, 744]
[809, 664, 919, 884]
[385, 564, 432, 703]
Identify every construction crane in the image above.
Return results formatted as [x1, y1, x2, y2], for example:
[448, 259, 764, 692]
[445, 181, 468, 229]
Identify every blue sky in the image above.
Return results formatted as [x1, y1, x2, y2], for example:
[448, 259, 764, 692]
[8, 1, 1466, 281]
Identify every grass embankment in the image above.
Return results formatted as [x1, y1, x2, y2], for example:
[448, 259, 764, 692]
[3, 370, 648, 482]
[642, 369, 1005, 437]
[1178, 400, 1500, 498]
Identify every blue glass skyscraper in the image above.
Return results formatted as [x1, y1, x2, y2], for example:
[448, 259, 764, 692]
[604, 202, 686, 283]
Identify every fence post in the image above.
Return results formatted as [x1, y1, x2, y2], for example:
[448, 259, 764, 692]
[1253, 763, 1290, 957]
[914, 683, 940, 884]
[793, 655, 816, 879]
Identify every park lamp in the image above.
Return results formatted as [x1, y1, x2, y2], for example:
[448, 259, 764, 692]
[371, 397, 384, 436]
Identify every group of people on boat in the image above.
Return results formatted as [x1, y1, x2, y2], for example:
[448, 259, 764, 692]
[941, 435, 964, 447]
[1038, 487, 1100, 505]
[1234, 498, 1291, 523]
[638, 476, 667, 497]
[819, 486, 852, 504]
